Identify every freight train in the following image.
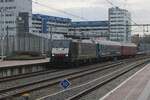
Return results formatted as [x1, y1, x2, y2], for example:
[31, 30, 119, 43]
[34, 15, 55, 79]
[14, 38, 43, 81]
[50, 39, 137, 64]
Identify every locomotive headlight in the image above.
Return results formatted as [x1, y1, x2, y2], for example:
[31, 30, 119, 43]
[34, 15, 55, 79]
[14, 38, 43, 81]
[66, 54, 68, 57]
[52, 54, 55, 56]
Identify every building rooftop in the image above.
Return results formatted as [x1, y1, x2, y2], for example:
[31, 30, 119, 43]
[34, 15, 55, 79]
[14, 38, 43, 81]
[109, 7, 129, 12]
[71, 21, 109, 27]
[32, 14, 72, 23]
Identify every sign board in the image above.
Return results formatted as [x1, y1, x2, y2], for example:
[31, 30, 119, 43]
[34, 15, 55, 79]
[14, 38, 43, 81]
[60, 79, 71, 89]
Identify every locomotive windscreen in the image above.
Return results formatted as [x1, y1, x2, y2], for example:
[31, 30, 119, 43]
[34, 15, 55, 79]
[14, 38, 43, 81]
[52, 40, 70, 48]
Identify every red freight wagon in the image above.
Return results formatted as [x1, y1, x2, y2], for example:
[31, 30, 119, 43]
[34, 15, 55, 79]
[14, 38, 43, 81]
[121, 43, 137, 57]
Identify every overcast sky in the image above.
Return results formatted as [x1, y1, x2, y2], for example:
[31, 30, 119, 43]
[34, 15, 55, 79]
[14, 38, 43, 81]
[33, 0, 150, 35]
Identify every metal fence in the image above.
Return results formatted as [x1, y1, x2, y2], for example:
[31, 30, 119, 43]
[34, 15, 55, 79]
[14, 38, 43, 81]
[0, 35, 50, 56]
[138, 43, 150, 52]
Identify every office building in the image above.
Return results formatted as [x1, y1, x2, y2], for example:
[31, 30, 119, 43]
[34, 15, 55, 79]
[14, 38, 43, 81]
[32, 14, 71, 35]
[69, 21, 109, 39]
[0, 0, 32, 36]
[109, 7, 131, 42]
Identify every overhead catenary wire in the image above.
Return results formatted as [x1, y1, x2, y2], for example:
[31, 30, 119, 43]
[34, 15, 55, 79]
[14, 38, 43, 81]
[32, 0, 88, 20]
[33, 0, 138, 26]
[104, 0, 139, 26]
[105, 0, 116, 7]
[104, 0, 150, 37]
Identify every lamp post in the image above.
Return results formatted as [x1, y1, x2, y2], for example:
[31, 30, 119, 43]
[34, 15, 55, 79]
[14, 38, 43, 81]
[49, 24, 53, 57]
[41, 18, 44, 55]
[0, 9, 3, 61]
[6, 26, 9, 56]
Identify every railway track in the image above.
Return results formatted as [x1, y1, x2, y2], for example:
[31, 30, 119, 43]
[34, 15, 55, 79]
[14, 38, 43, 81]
[0, 60, 117, 83]
[0, 56, 149, 100]
[0, 69, 59, 83]
[0, 55, 147, 83]
[36, 59, 150, 100]
[0, 62, 123, 99]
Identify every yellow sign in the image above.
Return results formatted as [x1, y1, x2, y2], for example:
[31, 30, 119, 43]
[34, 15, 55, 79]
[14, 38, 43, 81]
[22, 93, 30, 97]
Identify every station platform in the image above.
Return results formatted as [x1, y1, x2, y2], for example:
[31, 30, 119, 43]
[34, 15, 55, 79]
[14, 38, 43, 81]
[100, 63, 150, 100]
[0, 58, 49, 68]
[0, 58, 50, 78]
